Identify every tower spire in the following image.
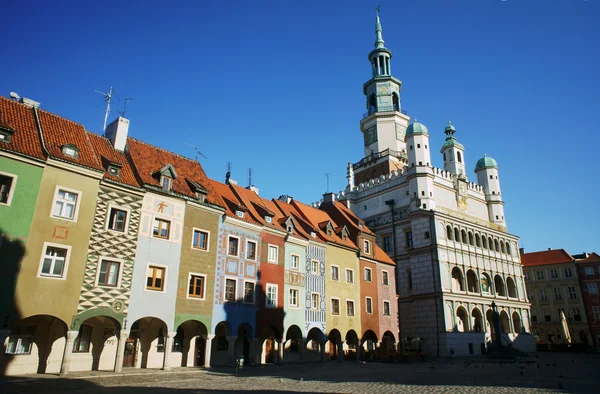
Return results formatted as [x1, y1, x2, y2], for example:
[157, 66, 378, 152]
[375, 6, 385, 49]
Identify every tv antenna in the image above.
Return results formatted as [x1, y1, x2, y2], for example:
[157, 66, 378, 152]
[248, 168, 253, 187]
[184, 142, 207, 162]
[94, 87, 118, 133]
[117, 97, 134, 118]
[324, 173, 330, 192]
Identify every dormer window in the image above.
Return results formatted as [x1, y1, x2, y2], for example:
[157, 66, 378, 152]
[156, 164, 178, 192]
[0, 123, 15, 144]
[310, 232, 316, 238]
[196, 192, 206, 203]
[108, 165, 121, 177]
[161, 176, 173, 191]
[236, 210, 245, 218]
[287, 226, 293, 233]
[363, 240, 371, 254]
[61, 144, 79, 159]
[327, 229, 333, 237]
[265, 216, 272, 223]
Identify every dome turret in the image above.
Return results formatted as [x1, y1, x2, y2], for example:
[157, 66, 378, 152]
[406, 119, 428, 136]
[475, 155, 498, 171]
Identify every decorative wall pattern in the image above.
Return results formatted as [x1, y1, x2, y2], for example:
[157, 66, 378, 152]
[304, 244, 326, 332]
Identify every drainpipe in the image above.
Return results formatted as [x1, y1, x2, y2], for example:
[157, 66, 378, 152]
[429, 211, 440, 358]
[385, 199, 401, 349]
[32, 107, 49, 156]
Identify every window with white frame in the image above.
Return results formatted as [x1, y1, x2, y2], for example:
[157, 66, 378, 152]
[193, 229, 209, 251]
[539, 288, 548, 300]
[585, 267, 594, 276]
[160, 176, 172, 191]
[5, 326, 34, 355]
[73, 325, 92, 353]
[147, 265, 166, 291]
[268, 245, 278, 263]
[550, 269, 558, 279]
[289, 288, 299, 307]
[331, 265, 339, 281]
[383, 301, 391, 316]
[527, 290, 535, 301]
[290, 254, 299, 270]
[52, 188, 79, 220]
[152, 218, 171, 239]
[524, 271, 531, 281]
[554, 288, 562, 300]
[266, 284, 277, 308]
[97, 258, 120, 287]
[243, 281, 255, 303]
[311, 260, 319, 275]
[588, 283, 598, 295]
[568, 286, 577, 299]
[564, 268, 573, 278]
[246, 240, 257, 260]
[382, 271, 389, 286]
[311, 293, 319, 310]
[346, 300, 355, 316]
[225, 278, 237, 301]
[107, 207, 128, 232]
[346, 268, 354, 284]
[572, 307, 582, 321]
[365, 297, 373, 314]
[188, 274, 206, 299]
[364, 267, 372, 282]
[0, 173, 16, 205]
[363, 239, 371, 254]
[330, 298, 340, 315]
[536, 271, 545, 280]
[228, 236, 239, 256]
[39, 244, 69, 278]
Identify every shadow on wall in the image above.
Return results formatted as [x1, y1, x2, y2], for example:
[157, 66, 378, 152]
[0, 229, 25, 377]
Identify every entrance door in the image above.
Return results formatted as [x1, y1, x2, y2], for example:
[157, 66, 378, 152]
[195, 337, 205, 367]
[265, 338, 275, 363]
[123, 336, 137, 367]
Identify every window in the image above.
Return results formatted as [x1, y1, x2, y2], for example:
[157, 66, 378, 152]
[244, 281, 255, 303]
[346, 300, 355, 316]
[330, 298, 340, 315]
[228, 236, 239, 256]
[550, 269, 558, 279]
[153, 218, 171, 239]
[246, 240, 257, 260]
[527, 290, 535, 301]
[585, 267, 594, 276]
[363, 240, 371, 254]
[236, 210, 245, 218]
[457, 151, 462, 163]
[594, 306, 600, 321]
[382, 271, 390, 286]
[160, 176, 172, 191]
[572, 307, 582, 321]
[107, 207, 128, 232]
[383, 236, 391, 252]
[39, 244, 69, 278]
[346, 269, 354, 284]
[544, 309, 551, 322]
[265, 216, 272, 223]
[52, 188, 79, 220]
[383, 301, 391, 316]
[311, 293, 319, 310]
[268, 245, 278, 263]
[564, 268, 573, 278]
[193, 229, 209, 251]
[524, 271, 531, 281]
[97, 259, 120, 287]
[405, 231, 413, 247]
[554, 288, 562, 300]
[0, 173, 16, 205]
[536, 271, 545, 280]
[568, 286, 577, 300]
[532, 315, 538, 323]
[289, 289, 299, 307]
[73, 325, 92, 353]
[5, 326, 34, 355]
[331, 265, 339, 281]
[225, 278, 237, 301]
[188, 274, 206, 299]
[290, 254, 299, 270]
[266, 284, 277, 308]
[311, 260, 319, 275]
[365, 297, 373, 314]
[364, 267, 372, 282]
[146, 266, 165, 291]
[588, 283, 598, 295]
[172, 327, 184, 352]
[539, 288, 548, 301]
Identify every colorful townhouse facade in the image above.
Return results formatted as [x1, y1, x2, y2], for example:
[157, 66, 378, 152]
[576, 253, 600, 348]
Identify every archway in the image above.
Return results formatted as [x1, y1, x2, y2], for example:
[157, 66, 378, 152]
[485, 309, 495, 343]
[456, 307, 469, 332]
[305, 327, 325, 362]
[467, 270, 479, 293]
[2, 315, 68, 375]
[506, 277, 517, 298]
[71, 315, 121, 372]
[451, 267, 464, 292]
[481, 273, 492, 295]
[471, 308, 483, 333]
[446, 225, 453, 240]
[345, 330, 359, 360]
[512, 312, 522, 334]
[236, 323, 253, 364]
[381, 331, 396, 352]
[127, 317, 168, 369]
[259, 325, 281, 364]
[175, 320, 208, 367]
[327, 329, 342, 361]
[211, 321, 231, 367]
[284, 325, 303, 363]
[494, 275, 506, 296]
[500, 311, 510, 334]
[360, 330, 378, 361]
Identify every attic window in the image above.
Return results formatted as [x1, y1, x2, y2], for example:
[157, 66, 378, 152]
[161, 176, 172, 191]
[265, 216, 272, 223]
[0, 124, 15, 143]
[236, 210, 245, 218]
[287, 226, 293, 233]
[342, 234, 348, 241]
[107, 165, 121, 177]
[327, 229, 333, 237]
[310, 231, 316, 238]
[196, 192, 206, 203]
[62, 144, 79, 159]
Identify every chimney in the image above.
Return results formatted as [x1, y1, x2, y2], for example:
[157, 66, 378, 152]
[278, 195, 293, 204]
[519, 247, 525, 255]
[548, 248, 552, 251]
[20, 97, 40, 108]
[246, 185, 259, 195]
[105, 117, 130, 152]
[322, 192, 336, 204]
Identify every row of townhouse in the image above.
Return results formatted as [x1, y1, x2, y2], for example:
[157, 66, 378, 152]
[0, 96, 398, 376]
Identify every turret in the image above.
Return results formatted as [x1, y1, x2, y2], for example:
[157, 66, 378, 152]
[440, 121, 466, 176]
[406, 119, 431, 168]
[475, 155, 505, 226]
[406, 120, 436, 210]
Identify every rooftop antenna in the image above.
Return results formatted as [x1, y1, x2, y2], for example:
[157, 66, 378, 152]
[324, 173, 330, 192]
[248, 168, 253, 187]
[117, 97, 134, 118]
[184, 142, 207, 162]
[225, 162, 232, 183]
[94, 86, 118, 133]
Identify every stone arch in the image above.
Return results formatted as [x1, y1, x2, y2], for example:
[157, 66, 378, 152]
[128, 317, 168, 369]
[360, 330, 378, 359]
[482, 236, 488, 249]
[500, 241, 506, 253]
[454, 228, 460, 242]
[468, 231, 474, 245]
[506, 243, 512, 255]
[304, 327, 325, 362]
[506, 277, 518, 298]
[466, 269, 479, 293]
[480, 272, 492, 295]
[494, 239, 500, 252]
[500, 311, 510, 334]
[494, 275, 506, 297]
[446, 225, 453, 240]
[512, 311, 522, 333]
[488, 237, 494, 251]
[521, 310, 531, 333]
[283, 325, 303, 362]
[327, 329, 342, 361]
[259, 325, 282, 364]
[485, 309, 495, 340]
[475, 233, 481, 247]
[175, 320, 209, 367]
[72, 314, 122, 372]
[381, 331, 396, 352]
[236, 323, 254, 363]
[451, 267, 465, 292]
[392, 92, 399, 110]
[471, 307, 483, 333]
[456, 306, 469, 332]
[461, 230, 468, 244]
[345, 330, 360, 360]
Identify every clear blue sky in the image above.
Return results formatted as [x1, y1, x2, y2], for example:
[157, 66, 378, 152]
[2, 0, 598, 254]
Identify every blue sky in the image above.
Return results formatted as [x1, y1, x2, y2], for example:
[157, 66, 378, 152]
[2, 0, 598, 254]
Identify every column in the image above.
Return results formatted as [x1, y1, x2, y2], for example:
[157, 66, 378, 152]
[337, 340, 343, 362]
[376, 56, 381, 76]
[0, 329, 10, 353]
[59, 330, 79, 376]
[299, 338, 305, 363]
[226, 336, 237, 366]
[387, 58, 391, 75]
[113, 331, 129, 373]
[203, 335, 214, 368]
[162, 332, 175, 370]
[252, 338, 262, 366]
[278, 339, 285, 364]
[319, 341, 325, 362]
[356, 341, 362, 361]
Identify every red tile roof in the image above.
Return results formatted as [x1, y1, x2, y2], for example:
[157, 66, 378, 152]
[291, 199, 357, 249]
[0, 97, 46, 161]
[580, 252, 600, 264]
[86, 132, 140, 188]
[208, 180, 261, 226]
[521, 249, 574, 267]
[270, 198, 319, 242]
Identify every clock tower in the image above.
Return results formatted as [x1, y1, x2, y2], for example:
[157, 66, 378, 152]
[354, 10, 411, 185]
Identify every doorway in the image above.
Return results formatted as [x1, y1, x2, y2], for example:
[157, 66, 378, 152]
[122, 336, 138, 367]
[195, 337, 205, 367]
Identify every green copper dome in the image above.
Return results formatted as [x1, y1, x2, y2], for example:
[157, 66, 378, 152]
[406, 120, 428, 136]
[475, 155, 498, 170]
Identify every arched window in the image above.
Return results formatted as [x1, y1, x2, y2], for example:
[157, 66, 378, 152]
[475, 234, 481, 247]
[457, 151, 462, 163]
[392, 92, 399, 111]
[482, 236, 488, 249]
[494, 275, 506, 296]
[468, 232, 474, 246]
[500, 311, 510, 334]
[368, 94, 377, 114]
[461, 230, 467, 244]
[488, 237, 494, 250]
[467, 270, 479, 293]
[454, 228, 460, 242]
[500, 241, 506, 254]
[506, 243, 512, 255]
[494, 239, 500, 252]
[451, 267, 464, 292]
[456, 307, 469, 332]
[480, 273, 492, 295]
[443, 152, 446, 162]
[446, 225, 453, 240]
[506, 277, 518, 298]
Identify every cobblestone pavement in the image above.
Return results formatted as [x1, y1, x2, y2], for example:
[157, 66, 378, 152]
[1, 352, 598, 393]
